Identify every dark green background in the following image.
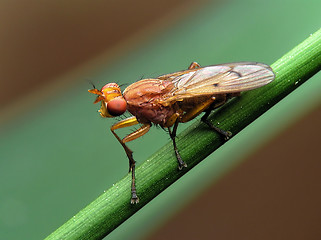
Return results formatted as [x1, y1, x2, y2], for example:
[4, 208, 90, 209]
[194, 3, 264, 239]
[0, 0, 320, 239]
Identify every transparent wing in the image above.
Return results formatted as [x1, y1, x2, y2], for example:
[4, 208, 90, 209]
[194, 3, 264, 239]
[163, 62, 274, 99]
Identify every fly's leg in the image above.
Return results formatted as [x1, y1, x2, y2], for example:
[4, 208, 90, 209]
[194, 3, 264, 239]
[201, 109, 232, 140]
[129, 164, 138, 204]
[111, 116, 151, 204]
[178, 95, 232, 140]
[168, 120, 187, 170]
[188, 61, 201, 69]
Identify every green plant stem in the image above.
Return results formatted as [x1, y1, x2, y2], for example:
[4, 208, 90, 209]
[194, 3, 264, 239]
[45, 28, 321, 240]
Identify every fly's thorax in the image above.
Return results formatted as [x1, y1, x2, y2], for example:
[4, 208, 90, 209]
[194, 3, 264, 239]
[123, 79, 173, 100]
[123, 79, 176, 126]
[123, 79, 174, 106]
[126, 102, 177, 126]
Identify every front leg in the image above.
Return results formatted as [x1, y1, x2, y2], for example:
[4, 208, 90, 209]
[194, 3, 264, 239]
[168, 120, 187, 170]
[111, 117, 151, 204]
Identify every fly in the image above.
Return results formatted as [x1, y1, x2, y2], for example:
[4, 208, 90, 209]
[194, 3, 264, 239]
[88, 61, 275, 203]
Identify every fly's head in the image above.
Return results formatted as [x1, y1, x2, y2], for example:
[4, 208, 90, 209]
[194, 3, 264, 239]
[88, 83, 127, 118]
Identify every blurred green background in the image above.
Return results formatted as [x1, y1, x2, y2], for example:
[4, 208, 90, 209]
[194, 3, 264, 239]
[0, 0, 320, 239]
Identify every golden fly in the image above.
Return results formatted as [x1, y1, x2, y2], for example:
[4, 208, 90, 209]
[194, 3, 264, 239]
[89, 61, 275, 203]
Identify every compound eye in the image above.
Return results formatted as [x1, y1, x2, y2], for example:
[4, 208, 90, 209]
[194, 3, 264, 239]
[107, 97, 127, 116]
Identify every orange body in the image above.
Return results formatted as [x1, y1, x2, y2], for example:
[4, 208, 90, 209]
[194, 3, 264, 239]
[123, 79, 232, 127]
[88, 61, 275, 204]
[123, 79, 177, 126]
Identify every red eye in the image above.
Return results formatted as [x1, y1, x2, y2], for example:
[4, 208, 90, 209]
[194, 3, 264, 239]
[107, 97, 127, 116]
